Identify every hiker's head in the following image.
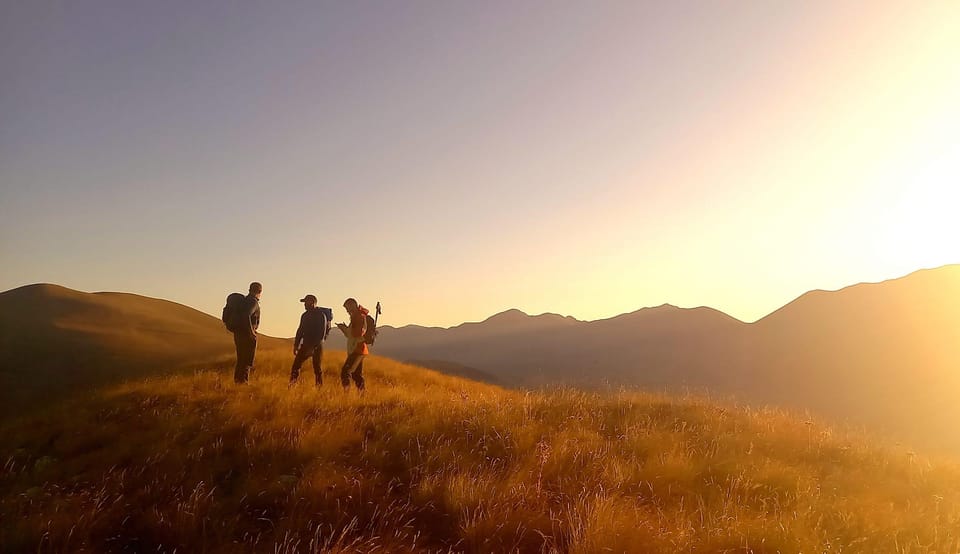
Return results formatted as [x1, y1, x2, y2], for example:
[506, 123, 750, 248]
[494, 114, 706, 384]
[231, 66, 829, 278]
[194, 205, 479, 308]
[343, 298, 359, 314]
[249, 282, 263, 298]
[300, 294, 317, 309]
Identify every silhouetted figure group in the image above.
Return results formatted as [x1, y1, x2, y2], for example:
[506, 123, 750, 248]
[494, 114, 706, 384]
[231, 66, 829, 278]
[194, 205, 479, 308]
[224, 282, 374, 393]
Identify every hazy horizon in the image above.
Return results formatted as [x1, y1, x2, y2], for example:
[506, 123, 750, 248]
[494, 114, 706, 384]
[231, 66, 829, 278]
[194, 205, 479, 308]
[5, 261, 958, 335]
[3, 1, 958, 336]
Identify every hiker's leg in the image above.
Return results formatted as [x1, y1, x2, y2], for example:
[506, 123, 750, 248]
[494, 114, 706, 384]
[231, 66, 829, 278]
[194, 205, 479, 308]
[290, 348, 308, 383]
[312, 345, 323, 385]
[247, 336, 258, 378]
[237, 336, 256, 383]
[352, 357, 365, 390]
[233, 333, 246, 384]
[340, 352, 362, 388]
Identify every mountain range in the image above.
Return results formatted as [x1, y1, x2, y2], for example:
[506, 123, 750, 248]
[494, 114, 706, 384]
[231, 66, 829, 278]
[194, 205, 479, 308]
[2, 265, 959, 451]
[374, 265, 960, 452]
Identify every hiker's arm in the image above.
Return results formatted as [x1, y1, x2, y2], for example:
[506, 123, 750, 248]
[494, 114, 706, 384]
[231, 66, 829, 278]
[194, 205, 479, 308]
[294, 317, 304, 352]
[244, 302, 258, 338]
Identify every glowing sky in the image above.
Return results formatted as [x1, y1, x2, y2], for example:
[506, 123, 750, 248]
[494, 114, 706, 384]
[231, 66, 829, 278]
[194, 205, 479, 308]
[2, 1, 958, 336]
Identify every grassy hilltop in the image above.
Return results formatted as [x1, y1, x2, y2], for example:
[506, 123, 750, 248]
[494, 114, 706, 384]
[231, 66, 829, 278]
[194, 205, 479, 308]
[2, 348, 960, 553]
[0, 283, 288, 419]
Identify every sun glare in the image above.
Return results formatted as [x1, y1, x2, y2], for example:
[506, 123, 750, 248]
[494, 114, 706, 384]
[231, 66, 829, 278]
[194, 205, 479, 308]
[875, 143, 960, 271]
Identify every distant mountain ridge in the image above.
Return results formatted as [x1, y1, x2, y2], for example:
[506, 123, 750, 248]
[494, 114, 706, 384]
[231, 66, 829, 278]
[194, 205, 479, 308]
[374, 265, 960, 452]
[377, 302, 747, 387]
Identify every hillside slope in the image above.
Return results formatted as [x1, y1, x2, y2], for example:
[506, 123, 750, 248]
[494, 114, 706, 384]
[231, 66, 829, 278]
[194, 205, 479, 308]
[1, 353, 958, 552]
[748, 265, 960, 451]
[0, 284, 287, 417]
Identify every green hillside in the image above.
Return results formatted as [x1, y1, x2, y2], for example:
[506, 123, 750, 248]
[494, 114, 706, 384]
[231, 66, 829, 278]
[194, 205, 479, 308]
[2, 350, 958, 553]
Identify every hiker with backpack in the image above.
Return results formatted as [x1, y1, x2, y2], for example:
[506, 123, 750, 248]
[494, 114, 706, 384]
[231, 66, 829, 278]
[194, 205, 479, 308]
[289, 294, 332, 388]
[222, 282, 262, 384]
[336, 297, 374, 392]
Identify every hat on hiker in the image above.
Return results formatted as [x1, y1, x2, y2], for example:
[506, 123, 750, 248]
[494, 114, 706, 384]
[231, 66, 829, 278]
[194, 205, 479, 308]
[300, 294, 317, 304]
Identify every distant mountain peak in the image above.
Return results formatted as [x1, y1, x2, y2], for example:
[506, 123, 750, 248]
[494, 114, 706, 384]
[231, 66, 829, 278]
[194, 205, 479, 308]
[619, 303, 693, 317]
[482, 309, 530, 323]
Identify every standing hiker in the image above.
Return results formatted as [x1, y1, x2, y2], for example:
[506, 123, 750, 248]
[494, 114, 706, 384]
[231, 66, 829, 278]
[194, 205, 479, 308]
[289, 294, 332, 387]
[337, 298, 369, 392]
[232, 282, 262, 384]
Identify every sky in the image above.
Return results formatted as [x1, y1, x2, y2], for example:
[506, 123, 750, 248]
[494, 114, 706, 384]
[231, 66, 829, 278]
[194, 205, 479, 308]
[2, 1, 958, 336]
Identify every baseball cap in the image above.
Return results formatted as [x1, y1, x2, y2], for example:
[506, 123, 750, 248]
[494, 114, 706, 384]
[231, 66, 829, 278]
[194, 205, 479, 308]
[299, 294, 317, 303]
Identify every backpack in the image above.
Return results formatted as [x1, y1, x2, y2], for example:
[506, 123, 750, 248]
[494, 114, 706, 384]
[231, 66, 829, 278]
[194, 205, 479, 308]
[363, 313, 378, 345]
[221, 292, 246, 332]
[318, 307, 334, 340]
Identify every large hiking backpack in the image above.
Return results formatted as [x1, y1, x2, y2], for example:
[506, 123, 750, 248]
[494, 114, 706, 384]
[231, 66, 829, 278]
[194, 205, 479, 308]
[222, 292, 246, 332]
[318, 307, 334, 340]
[363, 313, 378, 345]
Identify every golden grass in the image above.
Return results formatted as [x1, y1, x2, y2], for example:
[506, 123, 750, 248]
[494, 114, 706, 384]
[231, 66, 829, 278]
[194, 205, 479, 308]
[2, 348, 959, 552]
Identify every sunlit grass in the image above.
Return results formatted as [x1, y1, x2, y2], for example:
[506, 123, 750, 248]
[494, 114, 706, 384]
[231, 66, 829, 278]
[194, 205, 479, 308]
[1, 348, 959, 552]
